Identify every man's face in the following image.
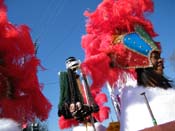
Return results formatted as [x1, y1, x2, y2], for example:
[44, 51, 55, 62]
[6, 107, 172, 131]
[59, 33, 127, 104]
[150, 51, 164, 75]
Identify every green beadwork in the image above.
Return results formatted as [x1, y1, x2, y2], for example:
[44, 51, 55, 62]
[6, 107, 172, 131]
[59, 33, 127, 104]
[134, 24, 159, 51]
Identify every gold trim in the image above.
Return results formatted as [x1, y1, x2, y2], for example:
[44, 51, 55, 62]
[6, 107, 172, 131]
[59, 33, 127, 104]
[112, 34, 124, 45]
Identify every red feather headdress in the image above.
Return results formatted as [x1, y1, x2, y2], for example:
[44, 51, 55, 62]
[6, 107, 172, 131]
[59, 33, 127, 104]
[0, 0, 51, 124]
[81, 0, 161, 89]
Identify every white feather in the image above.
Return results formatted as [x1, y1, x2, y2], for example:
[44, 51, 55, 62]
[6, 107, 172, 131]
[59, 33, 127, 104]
[72, 122, 106, 131]
[0, 118, 21, 131]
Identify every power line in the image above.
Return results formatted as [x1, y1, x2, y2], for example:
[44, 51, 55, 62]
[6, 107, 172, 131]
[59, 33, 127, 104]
[33, 0, 65, 40]
[43, 17, 83, 61]
[44, 81, 58, 85]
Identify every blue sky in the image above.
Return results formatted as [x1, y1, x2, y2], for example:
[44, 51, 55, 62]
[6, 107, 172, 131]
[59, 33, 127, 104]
[4, 0, 175, 131]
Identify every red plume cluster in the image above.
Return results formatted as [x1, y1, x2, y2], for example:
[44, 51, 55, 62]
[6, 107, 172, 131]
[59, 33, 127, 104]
[0, 0, 51, 123]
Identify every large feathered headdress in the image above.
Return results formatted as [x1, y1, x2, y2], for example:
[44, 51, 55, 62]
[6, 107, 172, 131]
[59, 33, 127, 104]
[81, 0, 161, 89]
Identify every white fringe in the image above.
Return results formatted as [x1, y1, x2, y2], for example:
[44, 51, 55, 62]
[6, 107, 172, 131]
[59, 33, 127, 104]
[0, 118, 21, 131]
[72, 122, 106, 131]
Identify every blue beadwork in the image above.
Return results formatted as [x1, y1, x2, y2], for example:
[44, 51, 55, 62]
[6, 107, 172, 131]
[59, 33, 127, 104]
[123, 33, 152, 56]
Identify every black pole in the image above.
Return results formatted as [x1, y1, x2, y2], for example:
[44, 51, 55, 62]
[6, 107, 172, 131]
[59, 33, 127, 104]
[81, 73, 96, 131]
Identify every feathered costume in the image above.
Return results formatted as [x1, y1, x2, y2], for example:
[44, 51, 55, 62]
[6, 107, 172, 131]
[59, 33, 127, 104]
[81, 0, 158, 89]
[81, 0, 157, 123]
[80, 0, 175, 130]
[0, 0, 51, 125]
